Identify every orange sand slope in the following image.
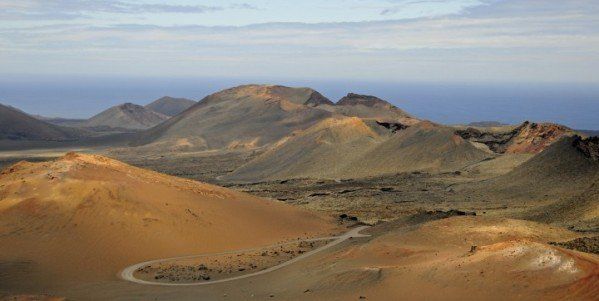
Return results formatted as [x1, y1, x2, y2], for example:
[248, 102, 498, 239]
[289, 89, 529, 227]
[0, 153, 338, 282]
[304, 217, 598, 301]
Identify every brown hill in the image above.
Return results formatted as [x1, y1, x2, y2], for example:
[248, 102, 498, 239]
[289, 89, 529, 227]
[226, 120, 489, 181]
[0, 104, 86, 141]
[85, 103, 169, 130]
[455, 135, 599, 230]
[131, 85, 426, 153]
[508, 136, 599, 229]
[318, 93, 419, 125]
[0, 153, 337, 286]
[145, 96, 196, 117]
[476, 136, 599, 200]
[457, 121, 574, 154]
[133, 85, 334, 151]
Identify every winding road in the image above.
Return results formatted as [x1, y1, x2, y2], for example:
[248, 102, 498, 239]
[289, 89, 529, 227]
[120, 226, 371, 286]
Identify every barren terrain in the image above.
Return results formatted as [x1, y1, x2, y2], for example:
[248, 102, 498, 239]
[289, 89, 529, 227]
[0, 85, 597, 300]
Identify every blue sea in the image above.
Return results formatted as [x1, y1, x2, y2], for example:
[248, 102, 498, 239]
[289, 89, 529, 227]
[1, 75, 598, 130]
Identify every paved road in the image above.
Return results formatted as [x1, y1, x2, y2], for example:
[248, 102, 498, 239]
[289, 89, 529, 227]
[120, 226, 371, 286]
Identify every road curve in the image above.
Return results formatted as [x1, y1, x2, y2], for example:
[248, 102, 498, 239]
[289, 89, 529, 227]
[120, 226, 371, 286]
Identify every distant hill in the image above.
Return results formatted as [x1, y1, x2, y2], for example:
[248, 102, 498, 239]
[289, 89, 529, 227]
[35, 100, 177, 132]
[133, 85, 335, 151]
[132, 85, 424, 153]
[0, 103, 87, 141]
[145, 96, 196, 117]
[85, 103, 169, 130]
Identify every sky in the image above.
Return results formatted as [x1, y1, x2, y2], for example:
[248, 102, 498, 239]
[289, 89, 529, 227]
[1, 0, 598, 83]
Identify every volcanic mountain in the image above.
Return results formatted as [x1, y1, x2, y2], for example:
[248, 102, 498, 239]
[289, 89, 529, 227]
[133, 85, 335, 151]
[145, 96, 196, 117]
[0, 103, 86, 141]
[226, 120, 489, 181]
[0, 153, 338, 286]
[85, 103, 169, 130]
[131, 85, 423, 153]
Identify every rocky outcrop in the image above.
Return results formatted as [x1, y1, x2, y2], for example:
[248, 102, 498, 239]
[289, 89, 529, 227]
[456, 121, 574, 154]
[573, 135, 599, 161]
[455, 127, 513, 153]
[376, 121, 408, 133]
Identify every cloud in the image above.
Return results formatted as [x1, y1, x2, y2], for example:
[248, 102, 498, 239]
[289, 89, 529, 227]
[0, 1, 597, 83]
[0, 0, 257, 20]
[380, 0, 483, 17]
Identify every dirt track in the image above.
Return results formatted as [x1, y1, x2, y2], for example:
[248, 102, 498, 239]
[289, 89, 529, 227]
[120, 226, 371, 286]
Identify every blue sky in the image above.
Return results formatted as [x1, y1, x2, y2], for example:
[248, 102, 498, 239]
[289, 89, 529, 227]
[1, 0, 598, 83]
